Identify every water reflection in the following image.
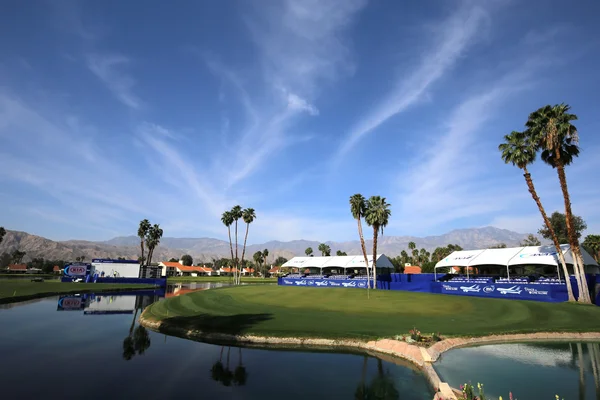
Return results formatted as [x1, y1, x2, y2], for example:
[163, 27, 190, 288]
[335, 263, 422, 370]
[0, 292, 432, 399]
[211, 347, 248, 387]
[354, 357, 400, 400]
[435, 342, 600, 399]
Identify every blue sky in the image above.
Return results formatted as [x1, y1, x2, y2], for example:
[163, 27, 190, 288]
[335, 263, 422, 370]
[1, 0, 599, 244]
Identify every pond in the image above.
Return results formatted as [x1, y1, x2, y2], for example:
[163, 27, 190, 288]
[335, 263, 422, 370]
[0, 284, 433, 400]
[434, 342, 600, 399]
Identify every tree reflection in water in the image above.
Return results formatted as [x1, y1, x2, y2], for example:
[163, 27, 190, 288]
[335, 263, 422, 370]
[211, 346, 248, 387]
[122, 297, 151, 361]
[355, 356, 399, 400]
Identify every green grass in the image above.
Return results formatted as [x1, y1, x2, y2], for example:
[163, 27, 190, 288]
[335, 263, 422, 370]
[0, 280, 156, 303]
[167, 276, 277, 283]
[144, 286, 600, 340]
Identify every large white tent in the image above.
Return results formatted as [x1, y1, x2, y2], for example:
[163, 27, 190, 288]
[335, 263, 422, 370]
[282, 254, 394, 272]
[434, 244, 598, 280]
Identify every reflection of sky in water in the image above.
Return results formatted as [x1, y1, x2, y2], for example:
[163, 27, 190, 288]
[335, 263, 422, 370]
[435, 342, 600, 400]
[0, 295, 432, 400]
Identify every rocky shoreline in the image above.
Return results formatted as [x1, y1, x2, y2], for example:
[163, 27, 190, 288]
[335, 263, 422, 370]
[140, 309, 600, 400]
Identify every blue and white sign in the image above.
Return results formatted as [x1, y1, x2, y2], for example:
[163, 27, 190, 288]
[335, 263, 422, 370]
[279, 278, 369, 289]
[440, 281, 566, 302]
[63, 263, 91, 277]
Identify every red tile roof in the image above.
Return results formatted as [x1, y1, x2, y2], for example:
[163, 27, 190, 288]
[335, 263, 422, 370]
[161, 261, 183, 268]
[53, 266, 61, 272]
[7, 264, 26, 271]
[269, 267, 280, 273]
[243, 268, 255, 273]
[220, 267, 239, 273]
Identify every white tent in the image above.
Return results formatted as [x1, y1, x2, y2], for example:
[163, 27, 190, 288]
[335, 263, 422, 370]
[282, 254, 394, 272]
[434, 244, 598, 280]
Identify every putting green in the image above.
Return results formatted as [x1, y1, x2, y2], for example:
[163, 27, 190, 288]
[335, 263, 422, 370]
[144, 286, 600, 340]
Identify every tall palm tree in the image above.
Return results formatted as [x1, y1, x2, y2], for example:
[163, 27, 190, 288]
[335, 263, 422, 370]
[499, 130, 575, 301]
[412, 249, 419, 266]
[145, 224, 163, 268]
[305, 247, 313, 257]
[583, 235, 600, 263]
[221, 211, 235, 279]
[262, 249, 269, 276]
[240, 208, 256, 282]
[350, 194, 372, 286]
[318, 243, 327, 256]
[253, 251, 263, 277]
[365, 196, 391, 290]
[138, 219, 151, 267]
[526, 104, 590, 302]
[231, 205, 243, 285]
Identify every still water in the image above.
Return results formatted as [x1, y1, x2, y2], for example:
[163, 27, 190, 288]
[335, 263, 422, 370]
[0, 285, 432, 400]
[435, 342, 600, 399]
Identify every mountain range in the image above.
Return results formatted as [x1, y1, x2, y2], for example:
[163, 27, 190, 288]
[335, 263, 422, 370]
[0, 226, 533, 264]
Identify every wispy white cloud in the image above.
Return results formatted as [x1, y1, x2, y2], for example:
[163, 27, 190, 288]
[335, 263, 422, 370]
[391, 64, 540, 233]
[333, 2, 491, 163]
[199, 0, 365, 188]
[86, 53, 142, 110]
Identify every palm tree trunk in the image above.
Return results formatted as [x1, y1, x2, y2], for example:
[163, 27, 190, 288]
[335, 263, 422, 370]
[140, 240, 145, 267]
[240, 223, 250, 282]
[227, 226, 235, 268]
[523, 169, 575, 301]
[234, 220, 240, 285]
[555, 161, 591, 303]
[372, 226, 378, 290]
[357, 218, 371, 289]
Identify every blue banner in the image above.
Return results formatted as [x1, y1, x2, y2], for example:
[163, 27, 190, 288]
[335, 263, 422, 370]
[278, 278, 370, 289]
[439, 281, 567, 302]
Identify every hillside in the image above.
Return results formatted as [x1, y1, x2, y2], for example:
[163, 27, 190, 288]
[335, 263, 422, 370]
[0, 227, 532, 264]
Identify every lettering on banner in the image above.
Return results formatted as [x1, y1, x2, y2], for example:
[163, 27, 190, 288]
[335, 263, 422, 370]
[329, 282, 341, 287]
[358, 282, 367, 288]
[283, 280, 293, 285]
[342, 281, 356, 288]
[524, 287, 548, 295]
[307, 280, 315, 285]
[294, 280, 307, 286]
[315, 281, 328, 287]
[442, 284, 459, 291]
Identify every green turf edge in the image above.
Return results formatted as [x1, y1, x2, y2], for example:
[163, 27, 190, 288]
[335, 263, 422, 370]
[139, 285, 600, 341]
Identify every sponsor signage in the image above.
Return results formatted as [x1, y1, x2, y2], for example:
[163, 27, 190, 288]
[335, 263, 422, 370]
[64, 263, 90, 277]
[519, 252, 557, 258]
[440, 281, 563, 301]
[280, 278, 367, 289]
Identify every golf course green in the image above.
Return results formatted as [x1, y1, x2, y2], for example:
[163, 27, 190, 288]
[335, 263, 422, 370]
[143, 285, 600, 340]
[0, 280, 156, 304]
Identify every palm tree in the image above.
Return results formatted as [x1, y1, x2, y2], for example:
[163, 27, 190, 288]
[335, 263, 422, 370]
[365, 196, 391, 290]
[412, 249, 419, 266]
[262, 249, 269, 276]
[0, 226, 6, 245]
[318, 243, 326, 256]
[583, 235, 600, 263]
[350, 194, 372, 286]
[499, 130, 575, 301]
[231, 205, 243, 285]
[138, 219, 151, 267]
[221, 211, 235, 280]
[240, 208, 256, 282]
[145, 224, 163, 268]
[525, 105, 589, 302]
[305, 247, 313, 257]
[253, 251, 263, 277]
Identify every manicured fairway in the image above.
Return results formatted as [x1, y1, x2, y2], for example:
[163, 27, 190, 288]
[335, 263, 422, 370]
[144, 286, 600, 340]
[0, 280, 156, 303]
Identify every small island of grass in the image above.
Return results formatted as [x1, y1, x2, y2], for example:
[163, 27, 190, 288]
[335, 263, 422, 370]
[142, 285, 600, 340]
[0, 280, 157, 304]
